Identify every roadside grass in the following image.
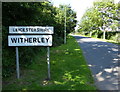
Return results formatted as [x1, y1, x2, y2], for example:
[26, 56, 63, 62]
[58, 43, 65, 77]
[73, 33, 120, 45]
[2, 36, 97, 91]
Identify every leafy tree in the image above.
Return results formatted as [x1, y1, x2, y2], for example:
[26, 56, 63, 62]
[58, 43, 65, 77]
[2, 2, 77, 78]
[55, 4, 77, 37]
[78, 0, 119, 39]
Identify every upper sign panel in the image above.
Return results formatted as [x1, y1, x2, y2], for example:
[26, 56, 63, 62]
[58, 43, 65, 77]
[9, 26, 54, 34]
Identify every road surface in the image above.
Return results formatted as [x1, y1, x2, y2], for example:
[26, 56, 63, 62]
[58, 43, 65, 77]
[73, 35, 120, 90]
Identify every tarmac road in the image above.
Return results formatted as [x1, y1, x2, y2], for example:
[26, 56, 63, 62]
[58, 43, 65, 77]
[73, 35, 120, 90]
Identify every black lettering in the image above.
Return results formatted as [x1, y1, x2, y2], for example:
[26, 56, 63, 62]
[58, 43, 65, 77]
[15, 28, 18, 32]
[26, 28, 28, 32]
[40, 29, 44, 32]
[34, 28, 37, 32]
[31, 28, 33, 32]
[13, 28, 17, 32]
[11, 38, 17, 43]
[37, 38, 41, 43]
[18, 38, 20, 43]
[29, 38, 32, 43]
[37, 28, 40, 32]
[24, 38, 29, 43]
[29, 28, 32, 32]
[18, 28, 23, 32]
[22, 28, 25, 32]
[41, 38, 45, 43]
[19, 38, 23, 43]
[33, 38, 37, 43]
[28, 28, 31, 32]
[46, 37, 49, 43]
[45, 28, 49, 32]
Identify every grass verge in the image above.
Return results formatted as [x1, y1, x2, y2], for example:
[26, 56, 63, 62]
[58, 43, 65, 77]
[2, 36, 97, 91]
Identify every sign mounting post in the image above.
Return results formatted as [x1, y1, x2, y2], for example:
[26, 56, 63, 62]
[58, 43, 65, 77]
[16, 47, 20, 79]
[47, 47, 50, 80]
[8, 26, 54, 79]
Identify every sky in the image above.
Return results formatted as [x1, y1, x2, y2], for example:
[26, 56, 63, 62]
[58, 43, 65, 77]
[50, 0, 95, 22]
[50, 0, 119, 30]
[50, 0, 120, 22]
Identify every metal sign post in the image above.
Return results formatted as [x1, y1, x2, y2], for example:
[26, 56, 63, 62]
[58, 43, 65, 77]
[16, 47, 20, 79]
[47, 47, 50, 80]
[8, 26, 54, 79]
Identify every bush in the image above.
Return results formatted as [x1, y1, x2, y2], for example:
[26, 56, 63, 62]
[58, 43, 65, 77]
[2, 2, 61, 78]
[2, 2, 77, 78]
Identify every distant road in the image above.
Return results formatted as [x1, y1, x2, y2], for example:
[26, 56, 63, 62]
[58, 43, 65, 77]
[72, 35, 120, 90]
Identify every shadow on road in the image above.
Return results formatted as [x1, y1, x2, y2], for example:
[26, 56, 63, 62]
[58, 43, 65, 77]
[73, 35, 120, 90]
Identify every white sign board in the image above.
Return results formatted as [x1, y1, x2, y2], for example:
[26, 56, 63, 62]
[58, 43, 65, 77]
[9, 26, 54, 34]
[8, 35, 52, 46]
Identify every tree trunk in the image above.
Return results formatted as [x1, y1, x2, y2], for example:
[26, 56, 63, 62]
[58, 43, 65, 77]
[103, 31, 106, 39]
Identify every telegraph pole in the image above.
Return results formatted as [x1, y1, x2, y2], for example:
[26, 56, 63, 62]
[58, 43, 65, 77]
[64, 6, 66, 44]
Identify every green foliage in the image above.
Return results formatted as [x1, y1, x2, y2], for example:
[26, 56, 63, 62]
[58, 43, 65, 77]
[55, 5, 77, 35]
[78, 0, 119, 41]
[3, 36, 96, 90]
[2, 2, 77, 78]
